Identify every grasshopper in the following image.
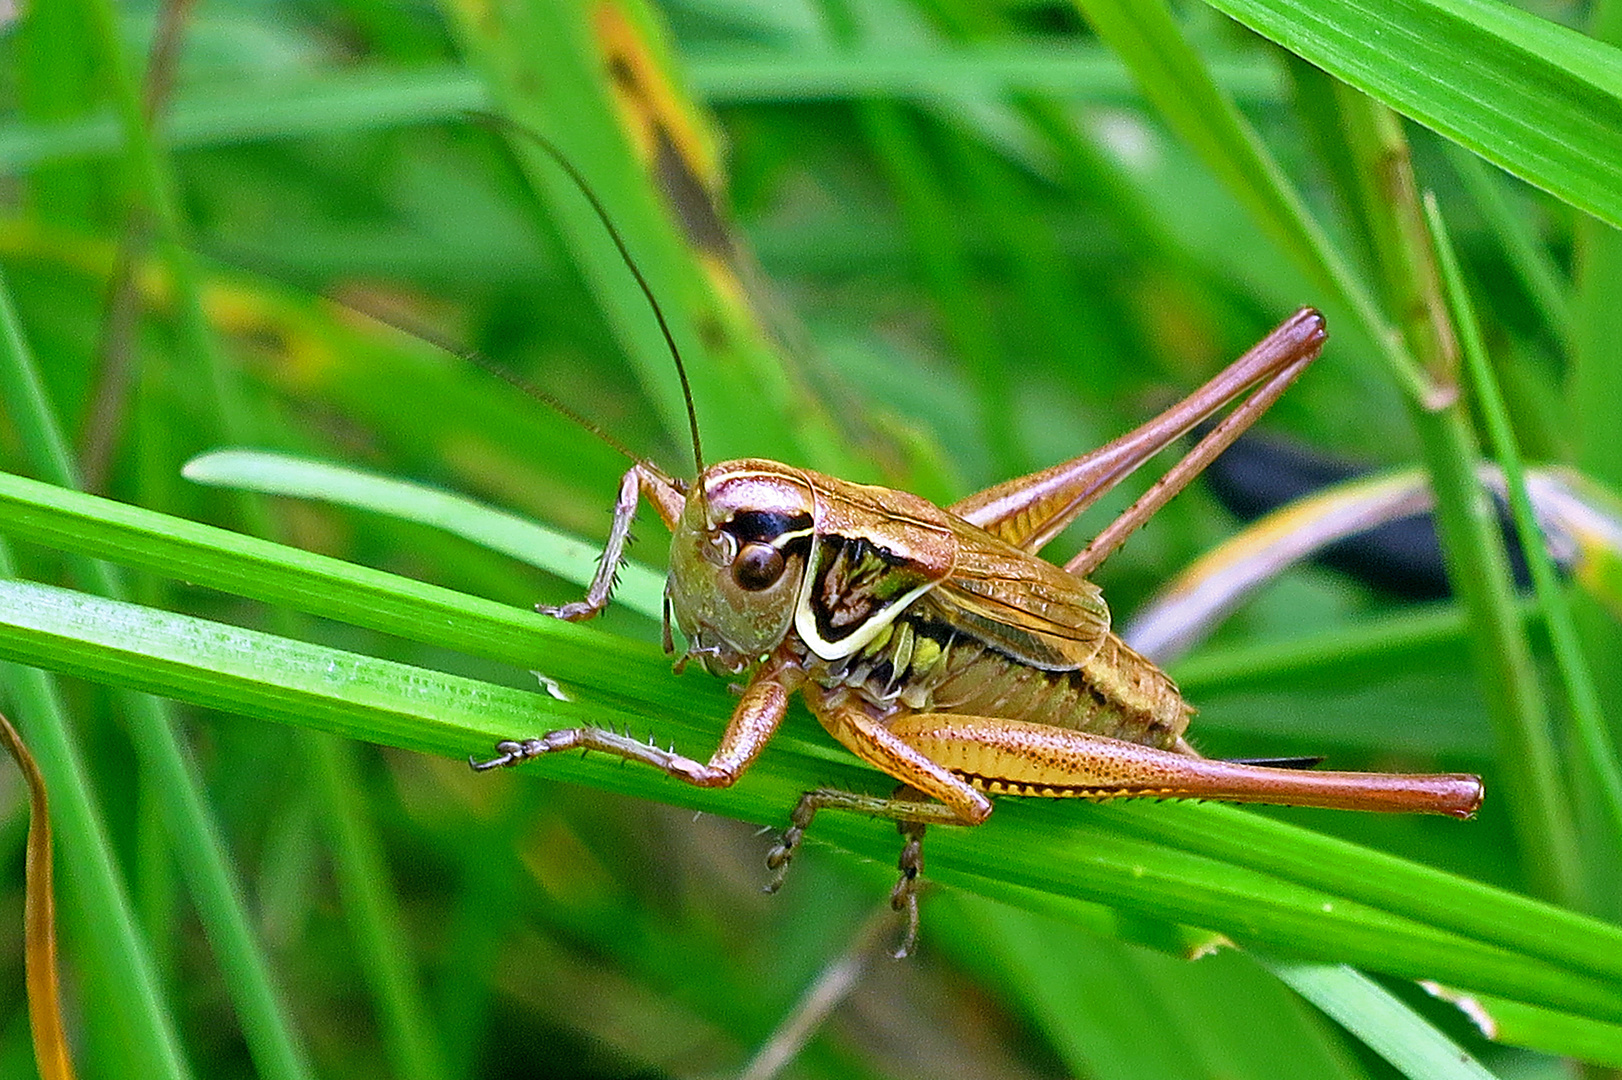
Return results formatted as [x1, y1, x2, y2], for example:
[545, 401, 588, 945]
[471, 139, 1483, 952]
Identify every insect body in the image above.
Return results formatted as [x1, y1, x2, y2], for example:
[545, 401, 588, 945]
[476, 307, 1484, 948]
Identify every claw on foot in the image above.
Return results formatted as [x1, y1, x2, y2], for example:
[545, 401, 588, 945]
[891, 888, 920, 960]
[470, 739, 535, 771]
[536, 600, 599, 622]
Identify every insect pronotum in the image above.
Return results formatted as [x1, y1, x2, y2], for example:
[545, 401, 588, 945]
[473, 131, 1484, 955]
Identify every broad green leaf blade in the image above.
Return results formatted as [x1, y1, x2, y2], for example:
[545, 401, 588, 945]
[1202, 0, 1622, 229]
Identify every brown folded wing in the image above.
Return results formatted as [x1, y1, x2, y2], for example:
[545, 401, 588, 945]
[923, 517, 1111, 671]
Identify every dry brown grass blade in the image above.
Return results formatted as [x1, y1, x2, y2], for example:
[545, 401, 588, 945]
[0, 710, 77, 1080]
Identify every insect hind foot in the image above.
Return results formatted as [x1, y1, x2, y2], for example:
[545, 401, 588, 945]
[764, 789, 825, 893]
[763, 788, 958, 958]
[763, 788, 916, 892]
[890, 820, 927, 959]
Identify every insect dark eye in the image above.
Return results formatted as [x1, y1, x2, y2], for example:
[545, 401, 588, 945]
[732, 542, 785, 591]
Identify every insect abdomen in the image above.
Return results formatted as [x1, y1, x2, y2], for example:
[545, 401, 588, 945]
[824, 614, 1191, 749]
[931, 631, 1190, 748]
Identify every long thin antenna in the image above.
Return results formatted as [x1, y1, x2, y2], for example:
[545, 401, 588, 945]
[471, 112, 707, 479]
[335, 292, 656, 469]
[197, 235, 671, 478]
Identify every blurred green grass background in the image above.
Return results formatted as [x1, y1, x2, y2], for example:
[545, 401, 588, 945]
[1, 0, 1621, 1078]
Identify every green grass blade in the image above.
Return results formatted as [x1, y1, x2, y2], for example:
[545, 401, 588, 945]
[0, 47, 1289, 173]
[308, 733, 450, 1080]
[437, 0, 854, 474]
[0, 568, 192, 1080]
[1202, 0, 1622, 229]
[0, 66, 488, 170]
[0, 270, 77, 484]
[0, 263, 315, 1078]
[78, 0, 249, 444]
[1265, 961, 1500, 1080]
[1425, 195, 1622, 884]
[1411, 360, 1581, 905]
[1442, 146, 1574, 352]
[1465, 994, 1622, 1067]
[1569, 16, 1622, 895]
[1294, 87, 1581, 906]
[1093, 800, 1622, 985]
[958, 902, 1366, 1080]
[2, 573, 1622, 1025]
[182, 449, 665, 621]
[0, 40, 1299, 175]
[1068, 0, 1433, 405]
[0, 469, 669, 698]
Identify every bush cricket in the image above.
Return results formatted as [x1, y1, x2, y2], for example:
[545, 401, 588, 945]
[471, 135, 1483, 955]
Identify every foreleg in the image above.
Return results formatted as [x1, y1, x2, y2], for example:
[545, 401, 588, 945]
[541, 463, 684, 622]
[472, 659, 798, 787]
